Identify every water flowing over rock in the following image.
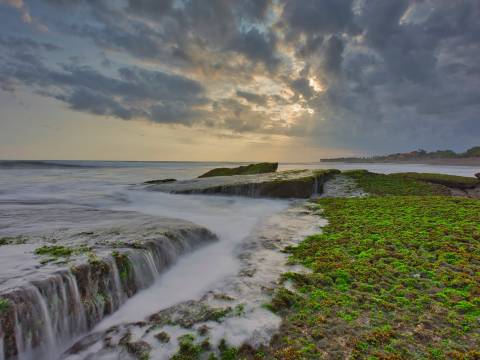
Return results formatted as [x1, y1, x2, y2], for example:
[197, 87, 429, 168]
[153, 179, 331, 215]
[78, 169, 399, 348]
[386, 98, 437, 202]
[144, 169, 340, 198]
[0, 205, 216, 360]
[61, 202, 326, 360]
[321, 174, 367, 198]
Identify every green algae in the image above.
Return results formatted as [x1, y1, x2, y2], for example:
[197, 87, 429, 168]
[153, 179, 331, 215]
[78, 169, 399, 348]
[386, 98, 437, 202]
[171, 334, 203, 360]
[170, 335, 241, 360]
[265, 196, 480, 359]
[343, 169, 451, 196]
[0, 297, 10, 314]
[0, 235, 28, 246]
[393, 172, 480, 189]
[34, 245, 91, 258]
[112, 251, 133, 281]
[198, 162, 278, 178]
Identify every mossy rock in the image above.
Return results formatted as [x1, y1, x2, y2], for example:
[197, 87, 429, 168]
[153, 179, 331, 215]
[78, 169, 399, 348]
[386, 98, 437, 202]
[196, 169, 340, 198]
[394, 172, 480, 189]
[343, 170, 451, 196]
[143, 178, 177, 185]
[198, 162, 278, 178]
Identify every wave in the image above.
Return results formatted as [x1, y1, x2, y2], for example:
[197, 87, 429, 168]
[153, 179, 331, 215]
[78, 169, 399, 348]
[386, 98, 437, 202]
[0, 160, 96, 169]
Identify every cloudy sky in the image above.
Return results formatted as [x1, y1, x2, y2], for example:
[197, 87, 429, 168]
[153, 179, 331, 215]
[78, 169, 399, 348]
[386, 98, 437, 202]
[0, 0, 479, 161]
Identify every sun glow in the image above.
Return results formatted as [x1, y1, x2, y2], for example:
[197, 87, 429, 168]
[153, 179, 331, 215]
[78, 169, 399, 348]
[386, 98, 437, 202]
[309, 77, 325, 93]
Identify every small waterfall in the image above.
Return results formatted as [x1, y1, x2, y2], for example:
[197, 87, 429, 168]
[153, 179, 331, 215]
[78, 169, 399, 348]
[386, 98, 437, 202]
[13, 285, 56, 360]
[110, 258, 125, 307]
[0, 324, 4, 360]
[312, 176, 319, 197]
[128, 250, 159, 289]
[0, 228, 216, 360]
[64, 272, 87, 334]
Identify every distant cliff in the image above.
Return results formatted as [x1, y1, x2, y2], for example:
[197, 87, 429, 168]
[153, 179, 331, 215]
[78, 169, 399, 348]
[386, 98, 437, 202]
[321, 146, 480, 163]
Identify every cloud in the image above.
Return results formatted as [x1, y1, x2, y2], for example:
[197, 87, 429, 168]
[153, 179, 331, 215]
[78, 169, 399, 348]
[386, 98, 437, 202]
[1, 0, 480, 151]
[236, 90, 268, 106]
[213, 98, 277, 133]
[1, 0, 48, 31]
[229, 28, 279, 71]
[0, 55, 208, 124]
[323, 35, 344, 74]
[56, 88, 138, 120]
[281, 0, 358, 36]
[289, 78, 315, 100]
[0, 36, 61, 52]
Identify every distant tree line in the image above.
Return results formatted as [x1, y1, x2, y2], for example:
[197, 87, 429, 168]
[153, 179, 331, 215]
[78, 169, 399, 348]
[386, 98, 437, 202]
[322, 146, 480, 162]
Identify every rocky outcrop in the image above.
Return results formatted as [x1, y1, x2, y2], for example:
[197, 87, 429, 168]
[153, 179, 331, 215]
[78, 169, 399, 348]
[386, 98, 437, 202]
[395, 172, 480, 190]
[198, 162, 278, 178]
[475, 172, 480, 179]
[145, 169, 341, 199]
[321, 174, 367, 198]
[143, 178, 177, 185]
[450, 185, 480, 199]
[0, 206, 216, 360]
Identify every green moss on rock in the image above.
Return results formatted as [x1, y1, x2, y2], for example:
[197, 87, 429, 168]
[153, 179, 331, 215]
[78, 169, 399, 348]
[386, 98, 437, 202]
[265, 196, 480, 358]
[0, 235, 28, 246]
[343, 170, 451, 196]
[171, 334, 203, 360]
[198, 162, 278, 178]
[0, 297, 11, 314]
[394, 172, 480, 189]
[112, 251, 136, 296]
[34, 245, 91, 258]
[143, 178, 177, 185]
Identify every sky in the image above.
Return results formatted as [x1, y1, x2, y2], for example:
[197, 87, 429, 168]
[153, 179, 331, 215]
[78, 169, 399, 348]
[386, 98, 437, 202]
[0, 0, 479, 161]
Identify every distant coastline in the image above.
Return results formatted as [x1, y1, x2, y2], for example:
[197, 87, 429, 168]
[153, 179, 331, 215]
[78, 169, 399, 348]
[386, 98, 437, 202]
[321, 157, 480, 166]
[321, 147, 480, 166]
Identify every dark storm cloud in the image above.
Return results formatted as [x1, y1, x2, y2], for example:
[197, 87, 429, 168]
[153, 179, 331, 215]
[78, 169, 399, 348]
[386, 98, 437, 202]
[45, 0, 279, 73]
[281, 0, 357, 36]
[126, 0, 271, 22]
[56, 87, 137, 119]
[229, 28, 279, 71]
[236, 90, 268, 106]
[0, 53, 207, 123]
[126, 0, 173, 17]
[323, 35, 344, 74]
[0, 36, 61, 52]
[284, 0, 480, 150]
[234, 0, 271, 20]
[1, 0, 480, 150]
[289, 78, 314, 100]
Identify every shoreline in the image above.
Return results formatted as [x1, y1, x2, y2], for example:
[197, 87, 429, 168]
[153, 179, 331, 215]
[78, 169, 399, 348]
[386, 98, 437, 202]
[321, 157, 480, 167]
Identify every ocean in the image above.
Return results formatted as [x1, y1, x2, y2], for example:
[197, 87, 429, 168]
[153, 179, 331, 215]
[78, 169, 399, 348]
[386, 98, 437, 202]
[0, 159, 477, 210]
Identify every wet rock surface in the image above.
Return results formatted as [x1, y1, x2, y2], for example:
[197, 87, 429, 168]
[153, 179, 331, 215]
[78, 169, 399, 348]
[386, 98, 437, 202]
[143, 179, 177, 185]
[144, 169, 340, 198]
[320, 174, 367, 198]
[0, 205, 216, 360]
[62, 202, 326, 360]
[450, 184, 480, 199]
[198, 162, 278, 178]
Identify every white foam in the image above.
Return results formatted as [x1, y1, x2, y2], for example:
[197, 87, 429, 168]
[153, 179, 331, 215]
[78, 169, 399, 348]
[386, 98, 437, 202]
[96, 191, 289, 329]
